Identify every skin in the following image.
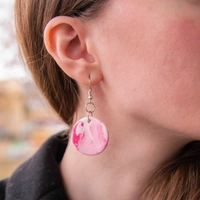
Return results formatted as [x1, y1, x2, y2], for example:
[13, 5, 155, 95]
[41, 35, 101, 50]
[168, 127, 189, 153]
[44, 0, 200, 199]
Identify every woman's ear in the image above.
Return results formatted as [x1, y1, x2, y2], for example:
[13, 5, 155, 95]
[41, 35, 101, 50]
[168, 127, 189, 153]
[44, 16, 102, 86]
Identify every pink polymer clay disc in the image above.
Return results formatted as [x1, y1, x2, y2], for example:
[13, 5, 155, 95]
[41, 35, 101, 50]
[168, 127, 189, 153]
[72, 117, 108, 156]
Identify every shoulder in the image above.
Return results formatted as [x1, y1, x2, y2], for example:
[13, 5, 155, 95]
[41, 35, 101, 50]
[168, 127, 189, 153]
[0, 131, 69, 200]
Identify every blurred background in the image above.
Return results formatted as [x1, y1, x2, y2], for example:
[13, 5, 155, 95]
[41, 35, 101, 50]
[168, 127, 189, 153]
[0, 0, 66, 179]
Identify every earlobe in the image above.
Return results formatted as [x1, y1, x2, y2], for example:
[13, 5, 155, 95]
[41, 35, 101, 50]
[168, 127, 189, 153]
[44, 16, 103, 86]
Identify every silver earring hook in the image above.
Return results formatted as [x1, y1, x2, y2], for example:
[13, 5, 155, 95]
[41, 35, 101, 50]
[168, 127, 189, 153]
[88, 76, 92, 103]
[85, 76, 96, 122]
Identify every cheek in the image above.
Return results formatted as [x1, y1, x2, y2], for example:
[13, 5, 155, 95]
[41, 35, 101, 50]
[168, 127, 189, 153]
[111, 17, 200, 132]
[138, 18, 200, 134]
[167, 19, 200, 63]
[156, 18, 200, 97]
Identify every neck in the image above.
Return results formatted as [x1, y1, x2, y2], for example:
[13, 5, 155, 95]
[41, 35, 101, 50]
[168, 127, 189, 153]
[60, 115, 191, 200]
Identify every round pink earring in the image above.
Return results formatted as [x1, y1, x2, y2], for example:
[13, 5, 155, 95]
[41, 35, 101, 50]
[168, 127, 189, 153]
[71, 77, 109, 156]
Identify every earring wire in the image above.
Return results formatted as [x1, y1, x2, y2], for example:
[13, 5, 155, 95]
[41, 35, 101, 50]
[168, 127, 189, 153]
[85, 76, 96, 122]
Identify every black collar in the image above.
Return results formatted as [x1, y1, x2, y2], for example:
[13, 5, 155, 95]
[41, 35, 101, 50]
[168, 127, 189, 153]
[3, 133, 69, 200]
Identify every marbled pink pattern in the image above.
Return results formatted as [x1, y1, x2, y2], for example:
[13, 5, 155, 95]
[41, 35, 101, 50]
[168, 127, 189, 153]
[72, 117, 108, 156]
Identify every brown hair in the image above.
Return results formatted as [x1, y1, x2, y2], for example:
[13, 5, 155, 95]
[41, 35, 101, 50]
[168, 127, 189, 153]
[14, 0, 200, 199]
[14, 0, 108, 126]
[140, 141, 200, 200]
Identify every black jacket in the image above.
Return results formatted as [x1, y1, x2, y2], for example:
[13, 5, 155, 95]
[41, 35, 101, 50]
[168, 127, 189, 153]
[0, 133, 69, 200]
